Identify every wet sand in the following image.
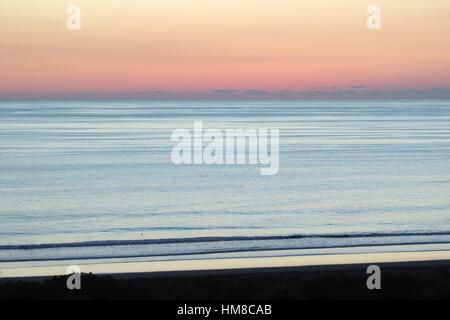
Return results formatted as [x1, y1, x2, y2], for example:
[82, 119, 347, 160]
[3, 249, 450, 279]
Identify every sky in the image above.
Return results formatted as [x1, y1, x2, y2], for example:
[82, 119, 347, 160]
[1, 0, 450, 99]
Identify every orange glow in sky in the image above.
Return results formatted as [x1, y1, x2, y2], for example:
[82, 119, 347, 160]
[1, 0, 450, 99]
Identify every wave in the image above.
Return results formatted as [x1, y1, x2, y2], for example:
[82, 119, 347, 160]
[5, 241, 450, 263]
[2, 230, 450, 251]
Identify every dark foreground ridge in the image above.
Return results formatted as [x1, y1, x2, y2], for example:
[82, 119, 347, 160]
[2, 261, 450, 300]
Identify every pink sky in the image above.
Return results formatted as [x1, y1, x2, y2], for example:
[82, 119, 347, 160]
[1, 0, 450, 99]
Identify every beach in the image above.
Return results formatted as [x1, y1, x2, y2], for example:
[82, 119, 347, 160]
[2, 251, 450, 299]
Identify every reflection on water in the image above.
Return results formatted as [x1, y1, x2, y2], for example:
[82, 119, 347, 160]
[1, 100, 450, 262]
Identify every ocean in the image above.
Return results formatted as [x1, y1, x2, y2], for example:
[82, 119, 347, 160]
[1, 100, 450, 267]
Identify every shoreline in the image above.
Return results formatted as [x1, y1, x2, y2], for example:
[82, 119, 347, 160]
[3, 249, 450, 280]
[2, 252, 450, 299]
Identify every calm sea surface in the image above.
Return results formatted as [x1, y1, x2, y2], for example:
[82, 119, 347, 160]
[1, 100, 450, 265]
